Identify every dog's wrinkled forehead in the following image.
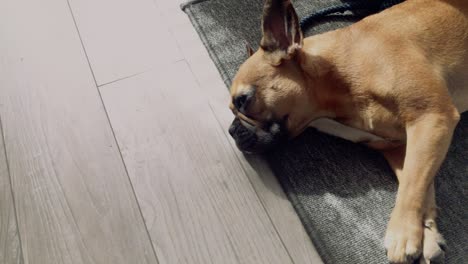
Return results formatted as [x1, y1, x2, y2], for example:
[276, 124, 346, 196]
[232, 81, 257, 97]
[230, 52, 272, 106]
[231, 83, 254, 99]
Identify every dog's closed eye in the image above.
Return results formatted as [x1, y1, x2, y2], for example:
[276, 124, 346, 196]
[232, 86, 256, 113]
[233, 94, 249, 111]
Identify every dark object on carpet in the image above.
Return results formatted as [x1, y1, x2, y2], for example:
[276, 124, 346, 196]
[299, 0, 404, 29]
[182, 1, 468, 263]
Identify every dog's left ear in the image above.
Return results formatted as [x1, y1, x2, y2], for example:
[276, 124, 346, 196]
[260, 0, 303, 66]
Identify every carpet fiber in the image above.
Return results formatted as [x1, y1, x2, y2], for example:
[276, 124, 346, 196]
[182, 1, 468, 263]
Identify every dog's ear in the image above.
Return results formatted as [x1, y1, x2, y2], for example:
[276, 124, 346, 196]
[260, 0, 303, 66]
[246, 42, 254, 57]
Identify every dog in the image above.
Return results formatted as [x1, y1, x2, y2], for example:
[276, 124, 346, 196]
[228, 0, 468, 263]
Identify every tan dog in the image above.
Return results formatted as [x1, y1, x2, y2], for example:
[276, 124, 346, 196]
[228, 0, 468, 263]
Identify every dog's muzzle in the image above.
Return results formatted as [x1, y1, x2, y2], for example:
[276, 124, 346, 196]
[228, 117, 287, 153]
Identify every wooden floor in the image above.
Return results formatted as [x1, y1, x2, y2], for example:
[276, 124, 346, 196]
[0, 0, 322, 263]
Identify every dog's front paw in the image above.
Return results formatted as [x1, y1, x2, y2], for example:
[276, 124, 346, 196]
[384, 211, 423, 263]
[419, 220, 446, 264]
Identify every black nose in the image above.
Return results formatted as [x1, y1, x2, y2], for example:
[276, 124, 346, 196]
[229, 118, 257, 151]
[228, 121, 237, 137]
[229, 118, 288, 153]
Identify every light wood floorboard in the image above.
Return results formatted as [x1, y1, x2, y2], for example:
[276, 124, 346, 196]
[0, 125, 22, 264]
[75, 0, 322, 262]
[153, 1, 324, 263]
[100, 61, 294, 264]
[67, 0, 183, 85]
[0, 0, 159, 263]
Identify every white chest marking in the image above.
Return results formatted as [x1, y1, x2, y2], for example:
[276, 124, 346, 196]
[308, 118, 385, 143]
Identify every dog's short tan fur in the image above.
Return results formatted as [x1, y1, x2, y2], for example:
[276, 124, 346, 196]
[229, 0, 467, 262]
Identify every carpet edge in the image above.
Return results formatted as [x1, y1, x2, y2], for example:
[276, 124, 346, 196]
[182, 5, 234, 87]
[180, 0, 210, 11]
[269, 162, 333, 264]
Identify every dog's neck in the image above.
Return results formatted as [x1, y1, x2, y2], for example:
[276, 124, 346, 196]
[298, 38, 356, 123]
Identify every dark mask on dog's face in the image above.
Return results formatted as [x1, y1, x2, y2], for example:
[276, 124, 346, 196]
[228, 0, 312, 153]
[228, 115, 287, 153]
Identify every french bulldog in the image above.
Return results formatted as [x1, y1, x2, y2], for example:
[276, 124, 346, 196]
[228, 0, 468, 263]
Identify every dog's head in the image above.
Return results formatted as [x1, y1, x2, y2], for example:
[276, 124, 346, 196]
[229, 0, 315, 153]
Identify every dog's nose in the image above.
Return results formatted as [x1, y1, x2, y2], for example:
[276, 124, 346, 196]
[229, 118, 257, 151]
[229, 118, 254, 141]
[228, 120, 238, 137]
[228, 117, 287, 153]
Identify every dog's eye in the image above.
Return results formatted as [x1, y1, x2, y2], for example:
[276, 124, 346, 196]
[233, 93, 255, 115]
[233, 94, 249, 111]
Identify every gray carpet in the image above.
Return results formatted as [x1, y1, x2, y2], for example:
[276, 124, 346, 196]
[181, 1, 468, 263]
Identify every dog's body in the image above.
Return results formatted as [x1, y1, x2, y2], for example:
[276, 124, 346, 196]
[305, 0, 468, 149]
[228, 0, 467, 262]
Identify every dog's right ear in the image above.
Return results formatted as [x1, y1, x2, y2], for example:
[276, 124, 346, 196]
[260, 0, 303, 66]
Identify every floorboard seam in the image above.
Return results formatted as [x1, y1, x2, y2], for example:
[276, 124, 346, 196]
[64, 2, 161, 263]
[0, 115, 25, 264]
[97, 58, 184, 88]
